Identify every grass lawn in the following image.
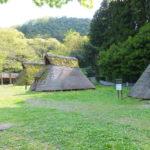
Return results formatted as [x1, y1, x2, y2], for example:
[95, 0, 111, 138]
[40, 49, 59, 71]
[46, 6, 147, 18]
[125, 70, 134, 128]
[0, 85, 149, 150]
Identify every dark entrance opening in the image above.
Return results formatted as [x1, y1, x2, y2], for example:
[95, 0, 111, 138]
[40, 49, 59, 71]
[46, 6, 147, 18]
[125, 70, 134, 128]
[3, 78, 10, 84]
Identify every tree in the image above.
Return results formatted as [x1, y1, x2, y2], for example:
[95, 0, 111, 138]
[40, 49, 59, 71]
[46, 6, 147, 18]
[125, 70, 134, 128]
[0, 29, 37, 72]
[90, 0, 150, 49]
[90, 0, 110, 48]
[49, 31, 89, 57]
[64, 30, 88, 51]
[0, 0, 94, 8]
[28, 37, 62, 58]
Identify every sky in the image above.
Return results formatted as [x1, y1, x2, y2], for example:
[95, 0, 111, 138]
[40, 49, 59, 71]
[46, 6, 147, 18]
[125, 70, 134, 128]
[0, 0, 102, 28]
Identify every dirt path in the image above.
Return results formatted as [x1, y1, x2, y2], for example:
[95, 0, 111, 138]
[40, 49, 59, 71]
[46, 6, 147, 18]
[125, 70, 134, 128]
[0, 123, 13, 131]
[26, 99, 95, 112]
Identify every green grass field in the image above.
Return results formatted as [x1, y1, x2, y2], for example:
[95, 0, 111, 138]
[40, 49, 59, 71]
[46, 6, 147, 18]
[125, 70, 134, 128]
[0, 85, 149, 150]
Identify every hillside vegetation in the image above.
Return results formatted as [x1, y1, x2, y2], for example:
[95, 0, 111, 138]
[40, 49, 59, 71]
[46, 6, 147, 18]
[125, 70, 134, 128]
[17, 17, 91, 41]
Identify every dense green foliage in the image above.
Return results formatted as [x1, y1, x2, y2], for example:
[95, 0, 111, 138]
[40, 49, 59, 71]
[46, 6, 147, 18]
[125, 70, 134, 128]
[90, 0, 150, 49]
[27, 38, 63, 58]
[70, 43, 98, 76]
[17, 17, 91, 41]
[88, 0, 150, 81]
[100, 23, 150, 82]
[0, 85, 149, 149]
[33, 0, 94, 8]
[0, 29, 36, 72]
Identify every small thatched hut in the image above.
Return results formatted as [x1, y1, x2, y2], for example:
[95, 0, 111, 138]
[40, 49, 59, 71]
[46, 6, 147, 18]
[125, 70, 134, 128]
[31, 54, 95, 91]
[129, 65, 150, 100]
[16, 61, 44, 85]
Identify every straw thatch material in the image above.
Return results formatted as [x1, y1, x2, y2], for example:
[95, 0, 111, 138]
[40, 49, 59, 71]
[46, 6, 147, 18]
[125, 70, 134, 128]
[31, 65, 95, 91]
[22, 62, 44, 69]
[129, 65, 150, 100]
[44, 54, 79, 68]
[31, 54, 95, 91]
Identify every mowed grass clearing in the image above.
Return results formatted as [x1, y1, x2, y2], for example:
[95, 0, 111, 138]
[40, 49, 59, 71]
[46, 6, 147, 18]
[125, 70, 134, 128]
[0, 85, 149, 150]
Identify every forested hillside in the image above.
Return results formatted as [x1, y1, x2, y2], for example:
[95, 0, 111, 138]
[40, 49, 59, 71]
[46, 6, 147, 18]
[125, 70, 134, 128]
[17, 17, 91, 41]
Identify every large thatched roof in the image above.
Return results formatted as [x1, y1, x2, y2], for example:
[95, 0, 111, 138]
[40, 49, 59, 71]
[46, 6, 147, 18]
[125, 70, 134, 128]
[31, 65, 95, 91]
[44, 54, 79, 68]
[129, 65, 150, 100]
[31, 54, 95, 91]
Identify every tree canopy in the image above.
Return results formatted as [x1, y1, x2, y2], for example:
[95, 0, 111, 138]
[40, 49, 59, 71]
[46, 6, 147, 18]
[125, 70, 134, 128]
[27, 37, 63, 58]
[0, 0, 94, 8]
[90, 0, 150, 49]
[0, 29, 37, 72]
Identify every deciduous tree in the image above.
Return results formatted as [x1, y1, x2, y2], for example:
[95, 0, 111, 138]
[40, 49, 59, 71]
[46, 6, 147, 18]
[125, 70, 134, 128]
[0, 0, 94, 8]
[0, 29, 36, 72]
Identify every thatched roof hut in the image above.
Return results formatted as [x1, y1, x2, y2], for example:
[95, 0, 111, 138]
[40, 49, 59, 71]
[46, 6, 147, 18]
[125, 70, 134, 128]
[129, 65, 150, 100]
[31, 54, 95, 91]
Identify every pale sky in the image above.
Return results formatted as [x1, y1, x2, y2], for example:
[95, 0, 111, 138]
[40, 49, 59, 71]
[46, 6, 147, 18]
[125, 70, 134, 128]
[0, 0, 102, 27]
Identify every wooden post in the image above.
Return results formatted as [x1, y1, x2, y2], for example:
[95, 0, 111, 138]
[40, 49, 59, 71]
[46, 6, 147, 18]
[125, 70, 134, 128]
[0, 74, 3, 85]
[116, 79, 123, 99]
[9, 73, 12, 84]
[25, 82, 28, 90]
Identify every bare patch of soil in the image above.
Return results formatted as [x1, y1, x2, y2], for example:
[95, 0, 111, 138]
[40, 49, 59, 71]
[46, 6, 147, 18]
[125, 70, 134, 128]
[118, 117, 137, 124]
[137, 101, 150, 109]
[26, 99, 98, 113]
[116, 117, 150, 130]
[142, 101, 150, 109]
[0, 123, 13, 131]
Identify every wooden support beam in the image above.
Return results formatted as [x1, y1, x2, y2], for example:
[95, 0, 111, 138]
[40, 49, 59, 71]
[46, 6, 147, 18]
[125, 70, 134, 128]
[0, 74, 3, 85]
[9, 73, 12, 84]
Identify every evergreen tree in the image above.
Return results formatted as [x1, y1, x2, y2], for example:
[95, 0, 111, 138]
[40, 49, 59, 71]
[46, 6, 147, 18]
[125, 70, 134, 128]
[90, 0, 150, 49]
[89, 0, 150, 80]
